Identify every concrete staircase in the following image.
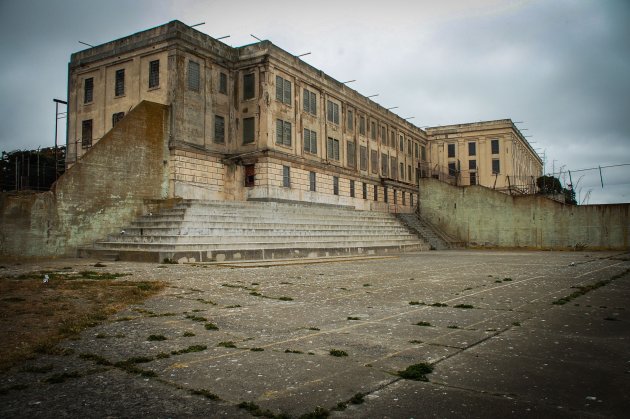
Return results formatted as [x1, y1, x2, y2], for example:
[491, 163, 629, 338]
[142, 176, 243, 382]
[396, 213, 464, 250]
[79, 200, 430, 262]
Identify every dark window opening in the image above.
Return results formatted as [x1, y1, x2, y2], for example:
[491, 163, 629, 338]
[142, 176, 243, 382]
[333, 176, 339, 195]
[326, 100, 339, 124]
[214, 115, 225, 144]
[350, 180, 355, 198]
[188, 61, 200, 92]
[243, 73, 255, 99]
[219, 72, 228, 94]
[448, 143, 456, 158]
[492, 158, 500, 174]
[327, 137, 339, 161]
[115, 69, 125, 96]
[276, 75, 292, 105]
[309, 171, 316, 192]
[84, 78, 93, 104]
[245, 164, 255, 187]
[283, 165, 291, 188]
[276, 119, 292, 146]
[81, 119, 93, 148]
[468, 142, 476, 156]
[360, 146, 368, 171]
[347, 141, 356, 168]
[362, 182, 367, 199]
[384, 186, 389, 203]
[112, 112, 124, 127]
[149, 60, 159, 88]
[491, 139, 500, 154]
[303, 88, 316, 115]
[304, 129, 317, 154]
[243, 117, 255, 144]
[371, 150, 378, 174]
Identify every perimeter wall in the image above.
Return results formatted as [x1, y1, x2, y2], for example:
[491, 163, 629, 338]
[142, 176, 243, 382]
[418, 178, 629, 250]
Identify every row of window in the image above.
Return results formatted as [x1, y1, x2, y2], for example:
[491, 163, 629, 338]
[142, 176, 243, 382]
[269, 73, 423, 158]
[447, 139, 500, 158]
[447, 159, 501, 176]
[280, 165, 415, 205]
[80, 112, 126, 147]
[83, 59, 229, 104]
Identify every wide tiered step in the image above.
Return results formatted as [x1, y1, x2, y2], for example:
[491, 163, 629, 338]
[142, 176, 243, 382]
[79, 200, 430, 262]
[396, 213, 465, 250]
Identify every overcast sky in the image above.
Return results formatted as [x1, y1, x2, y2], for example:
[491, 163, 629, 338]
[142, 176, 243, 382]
[1, 0, 628, 204]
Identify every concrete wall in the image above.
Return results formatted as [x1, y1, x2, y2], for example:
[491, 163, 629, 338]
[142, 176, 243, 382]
[0, 101, 169, 258]
[418, 178, 629, 250]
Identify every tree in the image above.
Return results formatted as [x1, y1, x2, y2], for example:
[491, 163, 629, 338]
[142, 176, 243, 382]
[536, 175, 577, 205]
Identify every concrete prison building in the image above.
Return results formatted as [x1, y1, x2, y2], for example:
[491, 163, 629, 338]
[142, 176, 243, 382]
[66, 20, 542, 213]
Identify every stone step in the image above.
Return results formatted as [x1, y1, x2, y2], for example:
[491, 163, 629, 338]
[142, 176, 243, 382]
[113, 227, 413, 237]
[130, 216, 402, 227]
[104, 234, 419, 244]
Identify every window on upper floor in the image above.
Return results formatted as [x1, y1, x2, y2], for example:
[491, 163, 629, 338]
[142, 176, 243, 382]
[408, 140, 412, 156]
[326, 137, 340, 160]
[214, 115, 225, 144]
[399, 135, 404, 152]
[347, 109, 354, 132]
[391, 156, 397, 179]
[381, 153, 389, 177]
[243, 73, 255, 100]
[370, 121, 376, 140]
[448, 143, 456, 158]
[84, 78, 93, 104]
[188, 61, 200, 92]
[448, 162, 457, 176]
[360, 146, 367, 171]
[468, 142, 476, 156]
[276, 119, 292, 147]
[219, 72, 228, 94]
[491, 139, 500, 154]
[115, 69, 125, 96]
[370, 150, 378, 174]
[81, 119, 93, 148]
[276, 75, 292, 105]
[149, 60, 159, 89]
[359, 116, 366, 135]
[381, 126, 386, 142]
[492, 158, 500, 174]
[421, 145, 426, 161]
[303, 88, 316, 115]
[414, 143, 419, 159]
[400, 162, 404, 180]
[243, 117, 255, 144]
[303, 128, 317, 154]
[347, 141, 356, 168]
[327, 100, 339, 124]
[469, 159, 476, 170]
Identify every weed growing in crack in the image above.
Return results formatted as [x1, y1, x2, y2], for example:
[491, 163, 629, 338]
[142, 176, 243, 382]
[147, 334, 167, 341]
[347, 316, 360, 320]
[409, 340, 423, 344]
[397, 362, 434, 381]
[415, 321, 432, 327]
[190, 388, 220, 400]
[447, 325, 459, 329]
[284, 349, 303, 354]
[329, 349, 348, 357]
[171, 345, 208, 355]
[185, 314, 207, 322]
[204, 322, 219, 330]
[250, 347, 264, 352]
[79, 353, 112, 366]
[409, 301, 422, 305]
[453, 304, 474, 309]
[183, 331, 195, 337]
[217, 341, 237, 348]
[431, 303, 448, 307]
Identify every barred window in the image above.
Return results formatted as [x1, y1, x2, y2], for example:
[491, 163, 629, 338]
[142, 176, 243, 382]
[362, 182, 367, 199]
[400, 162, 404, 180]
[326, 100, 339, 124]
[347, 109, 353, 132]
[149, 60, 159, 88]
[333, 176, 339, 195]
[370, 150, 378, 174]
[359, 116, 366, 135]
[414, 143, 419, 158]
[360, 146, 368, 171]
[214, 115, 225, 144]
[421, 145, 426, 161]
[408, 140, 412, 155]
[384, 186, 388, 203]
[469, 159, 477, 170]
[492, 158, 501, 174]
[243, 117, 255, 144]
[84, 78, 93, 104]
[188, 61, 200, 92]
[373, 185, 378, 201]
[350, 180, 355, 198]
[391, 156, 397, 179]
[326, 137, 340, 161]
[408, 165, 412, 182]
[303, 128, 317, 154]
[370, 121, 376, 140]
[81, 119, 93, 148]
[303, 88, 316, 115]
[275, 119, 292, 147]
[399, 135, 404, 152]
[448, 162, 457, 176]
[276, 75, 292, 105]
[112, 112, 124, 127]
[382, 153, 389, 177]
[283, 165, 291, 188]
[347, 141, 356, 168]
[309, 171, 316, 192]
[243, 73, 255, 99]
[381, 126, 386, 141]
[115, 69, 125, 96]
[219, 72, 228, 94]
[468, 142, 476, 156]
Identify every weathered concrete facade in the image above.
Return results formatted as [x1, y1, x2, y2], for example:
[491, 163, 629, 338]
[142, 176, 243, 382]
[426, 120, 542, 193]
[418, 178, 629, 250]
[67, 20, 425, 213]
[0, 101, 169, 257]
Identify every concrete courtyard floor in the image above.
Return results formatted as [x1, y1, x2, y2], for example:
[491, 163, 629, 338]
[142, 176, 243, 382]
[1, 250, 629, 418]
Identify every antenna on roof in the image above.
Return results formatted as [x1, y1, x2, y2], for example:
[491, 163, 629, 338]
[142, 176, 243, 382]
[251, 34, 262, 42]
[78, 41, 94, 48]
[386, 106, 398, 110]
[341, 80, 356, 84]
[366, 94, 379, 98]
[216, 35, 230, 40]
[190, 22, 205, 28]
[404, 116, 415, 120]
